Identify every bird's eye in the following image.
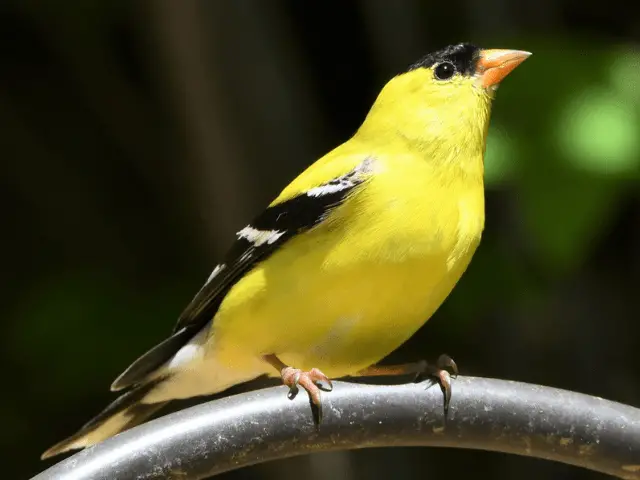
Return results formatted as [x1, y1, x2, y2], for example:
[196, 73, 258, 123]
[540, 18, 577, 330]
[434, 62, 456, 80]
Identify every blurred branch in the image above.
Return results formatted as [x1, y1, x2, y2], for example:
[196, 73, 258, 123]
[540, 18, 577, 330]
[33, 377, 640, 480]
[149, 0, 328, 256]
[149, 0, 249, 253]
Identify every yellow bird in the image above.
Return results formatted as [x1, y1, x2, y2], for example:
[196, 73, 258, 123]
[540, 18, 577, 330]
[43, 43, 530, 459]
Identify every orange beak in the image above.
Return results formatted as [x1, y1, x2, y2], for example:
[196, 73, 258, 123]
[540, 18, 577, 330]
[476, 49, 531, 88]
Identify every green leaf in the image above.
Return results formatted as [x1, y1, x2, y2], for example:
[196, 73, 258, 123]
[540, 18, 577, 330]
[556, 87, 640, 176]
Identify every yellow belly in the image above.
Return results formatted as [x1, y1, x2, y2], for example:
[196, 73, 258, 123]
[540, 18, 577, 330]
[210, 167, 484, 378]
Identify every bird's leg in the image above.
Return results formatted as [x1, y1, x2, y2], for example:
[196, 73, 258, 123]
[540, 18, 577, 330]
[263, 354, 333, 422]
[356, 354, 458, 416]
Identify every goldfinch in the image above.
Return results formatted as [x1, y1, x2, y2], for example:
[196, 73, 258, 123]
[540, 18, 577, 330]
[43, 43, 530, 459]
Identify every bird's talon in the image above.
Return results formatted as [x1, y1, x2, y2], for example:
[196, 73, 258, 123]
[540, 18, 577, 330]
[314, 380, 333, 391]
[410, 355, 457, 417]
[277, 365, 331, 423]
[438, 369, 452, 416]
[287, 385, 299, 400]
[437, 354, 458, 378]
[311, 400, 323, 424]
[309, 368, 333, 391]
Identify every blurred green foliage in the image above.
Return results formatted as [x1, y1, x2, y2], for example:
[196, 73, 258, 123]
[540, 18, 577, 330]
[485, 41, 639, 275]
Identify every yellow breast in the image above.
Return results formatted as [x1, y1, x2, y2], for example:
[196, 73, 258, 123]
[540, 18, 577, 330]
[211, 156, 484, 377]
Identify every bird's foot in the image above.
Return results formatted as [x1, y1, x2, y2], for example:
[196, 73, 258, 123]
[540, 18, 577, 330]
[281, 367, 333, 401]
[263, 354, 333, 423]
[357, 354, 458, 417]
[414, 354, 458, 416]
[280, 367, 333, 423]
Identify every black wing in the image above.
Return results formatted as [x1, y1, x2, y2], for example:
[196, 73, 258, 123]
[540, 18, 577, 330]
[110, 159, 373, 391]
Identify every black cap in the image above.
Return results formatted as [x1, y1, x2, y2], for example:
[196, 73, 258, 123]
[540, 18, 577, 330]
[408, 43, 481, 76]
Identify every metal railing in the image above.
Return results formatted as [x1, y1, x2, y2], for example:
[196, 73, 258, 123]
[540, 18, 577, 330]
[33, 376, 640, 479]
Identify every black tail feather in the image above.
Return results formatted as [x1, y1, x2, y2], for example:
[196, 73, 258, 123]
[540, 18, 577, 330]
[42, 378, 169, 459]
[110, 327, 197, 391]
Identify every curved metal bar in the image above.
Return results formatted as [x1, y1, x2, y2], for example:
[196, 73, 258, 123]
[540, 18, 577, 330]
[33, 377, 640, 479]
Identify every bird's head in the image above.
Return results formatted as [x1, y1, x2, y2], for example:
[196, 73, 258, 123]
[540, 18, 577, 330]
[357, 43, 531, 173]
[405, 43, 530, 99]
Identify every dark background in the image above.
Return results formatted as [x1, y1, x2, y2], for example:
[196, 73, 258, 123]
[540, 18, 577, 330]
[3, 1, 639, 479]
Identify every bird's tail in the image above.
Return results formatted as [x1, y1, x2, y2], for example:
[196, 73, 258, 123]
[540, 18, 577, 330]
[41, 379, 169, 460]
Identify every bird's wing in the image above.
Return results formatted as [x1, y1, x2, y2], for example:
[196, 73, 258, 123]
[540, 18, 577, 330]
[110, 157, 375, 391]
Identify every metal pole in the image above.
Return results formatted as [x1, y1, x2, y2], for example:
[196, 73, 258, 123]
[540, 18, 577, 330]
[33, 376, 640, 479]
